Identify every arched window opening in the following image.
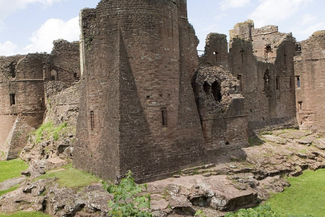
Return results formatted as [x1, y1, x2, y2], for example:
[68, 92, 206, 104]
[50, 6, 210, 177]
[203, 81, 210, 95]
[263, 69, 270, 91]
[51, 70, 58, 81]
[211, 81, 222, 102]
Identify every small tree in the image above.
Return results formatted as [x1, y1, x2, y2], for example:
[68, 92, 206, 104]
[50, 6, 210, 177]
[105, 170, 152, 217]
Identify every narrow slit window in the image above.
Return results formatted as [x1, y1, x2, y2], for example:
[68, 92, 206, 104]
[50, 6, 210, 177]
[298, 101, 303, 110]
[90, 111, 95, 131]
[237, 74, 242, 92]
[10, 94, 15, 106]
[213, 51, 219, 62]
[284, 52, 287, 70]
[276, 76, 280, 90]
[74, 72, 78, 78]
[161, 107, 167, 127]
[296, 76, 301, 88]
[263, 70, 270, 91]
[240, 49, 245, 63]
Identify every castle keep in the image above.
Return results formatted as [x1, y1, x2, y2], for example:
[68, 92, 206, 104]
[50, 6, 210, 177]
[74, 0, 207, 182]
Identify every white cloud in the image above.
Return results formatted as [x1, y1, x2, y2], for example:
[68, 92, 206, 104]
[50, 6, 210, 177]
[22, 16, 79, 54]
[249, 0, 313, 27]
[0, 41, 18, 56]
[302, 14, 317, 25]
[0, 0, 65, 21]
[220, 0, 251, 11]
[301, 22, 325, 36]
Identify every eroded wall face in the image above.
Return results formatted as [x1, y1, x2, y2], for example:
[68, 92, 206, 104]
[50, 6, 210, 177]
[74, 0, 205, 182]
[45, 40, 80, 85]
[295, 32, 325, 133]
[229, 23, 297, 132]
[0, 54, 45, 159]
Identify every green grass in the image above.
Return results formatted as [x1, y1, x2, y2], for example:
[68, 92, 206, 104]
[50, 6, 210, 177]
[36, 164, 100, 188]
[0, 185, 19, 197]
[0, 212, 50, 217]
[32, 122, 67, 143]
[0, 159, 28, 182]
[266, 169, 325, 216]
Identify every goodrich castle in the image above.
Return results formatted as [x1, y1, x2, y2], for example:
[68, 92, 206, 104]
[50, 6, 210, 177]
[0, 0, 325, 182]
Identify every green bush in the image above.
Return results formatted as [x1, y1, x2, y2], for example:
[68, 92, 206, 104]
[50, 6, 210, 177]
[105, 170, 152, 217]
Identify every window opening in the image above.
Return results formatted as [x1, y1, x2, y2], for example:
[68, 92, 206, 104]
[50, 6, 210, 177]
[74, 73, 78, 78]
[264, 45, 272, 57]
[213, 51, 219, 62]
[284, 52, 287, 70]
[161, 107, 167, 126]
[10, 94, 15, 106]
[237, 74, 242, 92]
[211, 81, 222, 102]
[203, 81, 210, 94]
[298, 101, 303, 110]
[263, 69, 270, 91]
[296, 76, 300, 88]
[90, 111, 95, 131]
[276, 76, 280, 90]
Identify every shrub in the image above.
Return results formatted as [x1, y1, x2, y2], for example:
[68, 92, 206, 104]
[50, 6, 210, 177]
[105, 170, 152, 217]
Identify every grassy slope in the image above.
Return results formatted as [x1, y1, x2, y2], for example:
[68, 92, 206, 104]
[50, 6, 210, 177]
[0, 212, 50, 217]
[0, 159, 28, 183]
[36, 164, 100, 188]
[266, 169, 325, 216]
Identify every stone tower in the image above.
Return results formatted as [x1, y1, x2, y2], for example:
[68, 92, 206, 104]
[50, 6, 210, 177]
[74, 0, 206, 182]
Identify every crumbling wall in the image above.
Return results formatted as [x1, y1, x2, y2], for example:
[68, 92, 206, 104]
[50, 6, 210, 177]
[229, 21, 297, 132]
[294, 31, 325, 134]
[0, 54, 46, 159]
[74, 0, 206, 182]
[196, 33, 248, 159]
[0, 40, 80, 160]
[44, 39, 80, 85]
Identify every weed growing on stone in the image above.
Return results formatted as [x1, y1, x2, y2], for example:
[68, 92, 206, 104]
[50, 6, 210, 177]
[104, 170, 152, 217]
[32, 122, 67, 143]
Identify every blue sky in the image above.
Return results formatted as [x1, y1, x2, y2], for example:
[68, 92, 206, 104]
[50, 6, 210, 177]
[0, 0, 324, 56]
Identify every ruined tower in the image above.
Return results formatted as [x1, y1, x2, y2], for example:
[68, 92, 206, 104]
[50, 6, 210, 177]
[74, 0, 206, 182]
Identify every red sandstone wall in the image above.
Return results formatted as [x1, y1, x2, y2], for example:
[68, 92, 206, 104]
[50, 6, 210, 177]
[74, 0, 206, 182]
[229, 21, 297, 132]
[294, 31, 325, 134]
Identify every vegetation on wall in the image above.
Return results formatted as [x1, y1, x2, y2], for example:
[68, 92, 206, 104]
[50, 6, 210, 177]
[31, 122, 67, 143]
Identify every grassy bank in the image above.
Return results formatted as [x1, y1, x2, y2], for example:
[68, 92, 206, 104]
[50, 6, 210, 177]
[0, 159, 28, 183]
[266, 169, 325, 216]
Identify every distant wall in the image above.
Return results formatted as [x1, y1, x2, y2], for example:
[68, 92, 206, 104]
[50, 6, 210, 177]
[294, 31, 325, 134]
[229, 21, 297, 133]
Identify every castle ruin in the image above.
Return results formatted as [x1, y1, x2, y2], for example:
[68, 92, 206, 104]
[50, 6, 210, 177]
[1, 0, 325, 183]
[0, 40, 80, 160]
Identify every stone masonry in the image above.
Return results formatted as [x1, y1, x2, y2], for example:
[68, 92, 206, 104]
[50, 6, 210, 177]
[74, 0, 206, 183]
[294, 31, 325, 134]
[0, 40, 80, 160]
[229, 20, 297, 133]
